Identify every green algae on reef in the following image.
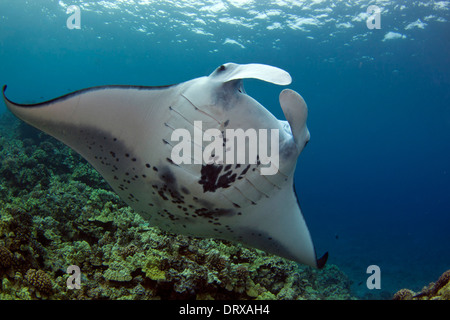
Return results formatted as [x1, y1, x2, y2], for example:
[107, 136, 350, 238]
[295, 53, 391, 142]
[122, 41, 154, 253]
[0, 112, 355, 300]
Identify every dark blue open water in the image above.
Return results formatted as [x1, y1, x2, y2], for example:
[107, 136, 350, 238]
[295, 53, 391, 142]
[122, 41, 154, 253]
[1, 0, 449, 299]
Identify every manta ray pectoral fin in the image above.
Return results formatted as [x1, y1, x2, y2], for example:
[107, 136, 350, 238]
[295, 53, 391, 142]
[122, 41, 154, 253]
[2, 83, 179, 187]
[279, 89, 310, 150]
[2, 84, 177, 149]
[210, 63, 292, 86]
[239, 179, 327, 269]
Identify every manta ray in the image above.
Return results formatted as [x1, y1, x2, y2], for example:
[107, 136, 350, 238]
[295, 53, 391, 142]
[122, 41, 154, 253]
[3, 63, 327, 269]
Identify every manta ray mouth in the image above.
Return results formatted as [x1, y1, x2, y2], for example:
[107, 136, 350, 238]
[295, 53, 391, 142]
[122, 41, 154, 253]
[237, 82, 246, 94]
[227, 79, 246, 95]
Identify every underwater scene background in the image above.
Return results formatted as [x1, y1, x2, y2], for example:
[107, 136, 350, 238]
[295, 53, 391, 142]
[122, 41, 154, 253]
[0, 0, 449, 300]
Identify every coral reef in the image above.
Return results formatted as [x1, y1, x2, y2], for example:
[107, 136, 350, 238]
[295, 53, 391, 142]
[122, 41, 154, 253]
[393, 270, 450, 300]
[0, 113, 355, 300]
[0, 246, 13, 269]
[25, 269, 53, 296]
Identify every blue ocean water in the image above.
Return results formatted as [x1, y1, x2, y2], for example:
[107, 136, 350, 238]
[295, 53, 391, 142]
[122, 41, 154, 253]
[0, 0, 449, 299]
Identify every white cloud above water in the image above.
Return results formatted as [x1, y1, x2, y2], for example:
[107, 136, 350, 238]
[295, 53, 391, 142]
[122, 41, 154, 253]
[57, 0, 449, 47]
[382, 31, 407, 41]
[223, 38, 246, 48]
[405, 19, 427, 29]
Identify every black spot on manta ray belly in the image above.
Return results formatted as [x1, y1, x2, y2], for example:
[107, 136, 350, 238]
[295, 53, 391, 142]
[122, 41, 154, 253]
[199, 164, 237, 192]
[198, 161, 260, 193]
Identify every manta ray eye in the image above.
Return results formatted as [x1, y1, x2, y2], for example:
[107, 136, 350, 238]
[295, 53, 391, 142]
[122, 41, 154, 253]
[218, 65, 226, 71]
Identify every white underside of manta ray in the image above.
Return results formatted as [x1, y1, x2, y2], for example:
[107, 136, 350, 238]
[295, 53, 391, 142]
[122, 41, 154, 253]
[3, 63, 328, 269]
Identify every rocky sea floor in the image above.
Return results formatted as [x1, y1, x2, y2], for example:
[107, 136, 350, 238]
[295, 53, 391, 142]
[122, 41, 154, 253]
[1, 111, 448, 301]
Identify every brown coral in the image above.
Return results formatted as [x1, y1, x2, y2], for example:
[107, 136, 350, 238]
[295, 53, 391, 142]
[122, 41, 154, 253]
[208, 254, 228, 271]
[234, 265, 249, 280]
[392, 288, 414, 300]
[429, 270, 450, 295]
[413, 269, 450, 299]
[25, 269, 53, 294]
[394, 269, 450, 300]
[213, 257, 228, 271]
[120, 244, 138, 258]
[0, 246, 14, 269]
